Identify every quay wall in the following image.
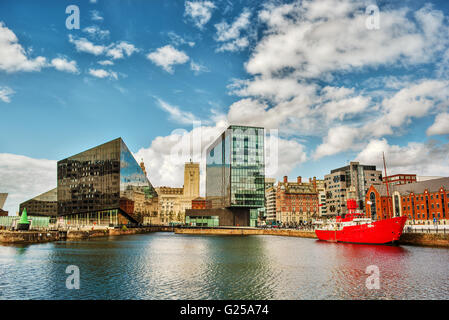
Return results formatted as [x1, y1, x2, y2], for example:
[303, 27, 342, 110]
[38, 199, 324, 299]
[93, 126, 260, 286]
[0, 226, 173, 244]
[174, 227, 318, 238]
[0, 230, 62, 244]
[66, 226, 173, 240]
[399, 233, 449, 248]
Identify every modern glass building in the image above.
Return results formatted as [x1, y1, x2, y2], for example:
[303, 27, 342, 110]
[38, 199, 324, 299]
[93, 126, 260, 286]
[20, 188, 58, 217]
[57, 138, 158, 226]
[187, 125, 265, 227]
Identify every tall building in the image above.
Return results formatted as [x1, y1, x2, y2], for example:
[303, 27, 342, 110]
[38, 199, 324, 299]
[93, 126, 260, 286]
[324, 162, 382, 215]
[275, 176, 319, 225]
[315, 179, 327, 217]
[186, 125, 265, 227]
[365, 177, 449, 225]
[0, 193, 7, 216]
[20, 188, 58, 217]
[265, 186, 276, 223]
[0, 193, 7, 209]
[154, 161, 200, 225]
[183, 161, 200, 199]
[57, 138, 158, 226]
[383, 174, 416, 186]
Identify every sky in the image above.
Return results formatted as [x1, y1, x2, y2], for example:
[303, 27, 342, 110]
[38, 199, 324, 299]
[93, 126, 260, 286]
[1, 0, 449, 215]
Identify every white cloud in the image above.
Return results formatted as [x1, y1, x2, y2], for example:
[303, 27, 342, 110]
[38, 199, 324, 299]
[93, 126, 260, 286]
[216, 37, 249, 53]
[147, 45, 189, 73]
[82, 25, 110, 39]
[314, 126, 360, 159]
[427, 113, 449, 136]
[0, 86, 14, 103]
[215, 8, 251, 52]
[370, 80, 449, 137]
[356, 138, 449, 177]
[69, 35, 105, 55]
[0, 153, 56, 216]
[246, 1, 449, 79]
[155, 97, 200, 125]
[68, 35, 138, 60]
[88, 68, 118, 80]
[106, 41, 138, 60]
[184, 1, 216, 29]
[190, 60, 209, 75]
[167, 31, 195, 47]
[0, 21, 47, 73]
[90, 10, 104, 21]
[98, 60, 114, 66]
[50, 57, 79, 74]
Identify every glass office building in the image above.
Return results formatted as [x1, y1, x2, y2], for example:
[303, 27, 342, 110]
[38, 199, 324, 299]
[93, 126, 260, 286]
[203, 125, 265, 226]
[57, 138, 158, 226]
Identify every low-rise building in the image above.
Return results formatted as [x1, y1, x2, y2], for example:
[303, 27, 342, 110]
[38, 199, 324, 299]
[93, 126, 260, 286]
[191, 197, 211, 209]
[365, 177, 449, 225]
[276, 176, 318, 225]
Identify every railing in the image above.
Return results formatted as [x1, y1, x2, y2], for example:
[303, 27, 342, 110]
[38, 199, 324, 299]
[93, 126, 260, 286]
[403, 225, 449, 234]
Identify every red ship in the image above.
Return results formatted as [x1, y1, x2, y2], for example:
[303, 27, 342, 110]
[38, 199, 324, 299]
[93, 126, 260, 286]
[315, 199, 407, 244]
[315, 153, 407, 245]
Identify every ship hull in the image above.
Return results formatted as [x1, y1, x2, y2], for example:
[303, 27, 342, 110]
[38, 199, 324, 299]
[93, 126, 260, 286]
[315, 216, 407, 245]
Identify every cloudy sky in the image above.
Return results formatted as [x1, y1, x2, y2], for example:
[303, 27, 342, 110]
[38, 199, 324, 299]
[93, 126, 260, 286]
[1, 0, 449, 215]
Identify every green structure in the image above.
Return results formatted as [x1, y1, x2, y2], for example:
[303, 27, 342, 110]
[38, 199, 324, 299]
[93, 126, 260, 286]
[17, 208, 30, 230]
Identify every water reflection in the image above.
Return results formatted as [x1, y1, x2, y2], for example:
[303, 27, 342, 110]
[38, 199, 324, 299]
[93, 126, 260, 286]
[0, 233, 448, 300]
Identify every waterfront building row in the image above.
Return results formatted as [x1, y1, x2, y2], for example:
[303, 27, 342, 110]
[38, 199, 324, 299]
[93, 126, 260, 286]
[366, 177, 449, 225]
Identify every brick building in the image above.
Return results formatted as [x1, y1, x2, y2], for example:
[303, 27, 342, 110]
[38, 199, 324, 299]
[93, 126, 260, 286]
[276, 176, 319, 225]
[191, 197, 211, 210]
[365, 177, 449, 225]
[382, 174, 416, 186]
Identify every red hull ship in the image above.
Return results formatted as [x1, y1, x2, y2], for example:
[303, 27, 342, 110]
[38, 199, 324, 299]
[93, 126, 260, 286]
[315, 207, 407, 245]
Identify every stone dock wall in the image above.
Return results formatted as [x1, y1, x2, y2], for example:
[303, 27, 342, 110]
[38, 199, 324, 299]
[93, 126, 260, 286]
[399, 233, 449, 248]
[0, 230, 62, 244]
[0, 226, 173, 244]
[174, 227, 318, 238]
[66, 226, 173, 240]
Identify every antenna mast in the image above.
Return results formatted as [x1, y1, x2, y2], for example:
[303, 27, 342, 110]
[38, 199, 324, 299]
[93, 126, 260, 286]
[383, 152, 391, 218]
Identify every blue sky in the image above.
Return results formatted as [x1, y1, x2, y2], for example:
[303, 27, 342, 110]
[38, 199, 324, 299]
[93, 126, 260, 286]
[1, 0, 449, 214]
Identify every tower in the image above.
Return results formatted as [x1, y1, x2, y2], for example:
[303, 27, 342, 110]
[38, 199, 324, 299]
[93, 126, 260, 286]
[183, 161, 200, 198]
[140, 159, 147, 177]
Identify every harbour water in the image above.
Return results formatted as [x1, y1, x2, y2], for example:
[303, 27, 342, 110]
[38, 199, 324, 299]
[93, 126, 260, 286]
[0, 232, 448, 300]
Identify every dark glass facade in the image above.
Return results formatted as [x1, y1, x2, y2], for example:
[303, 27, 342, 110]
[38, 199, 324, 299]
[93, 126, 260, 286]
[57, 138, 157, 225]
[205, 125, 265, 226]
[19, 188, 58, 217]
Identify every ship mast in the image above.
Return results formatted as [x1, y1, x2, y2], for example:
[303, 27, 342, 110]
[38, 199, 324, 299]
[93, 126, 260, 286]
[383, 152, 391, 218]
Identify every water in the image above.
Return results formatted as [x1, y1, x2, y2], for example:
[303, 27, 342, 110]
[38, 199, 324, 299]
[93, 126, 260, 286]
[0, 232, 448, 300]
